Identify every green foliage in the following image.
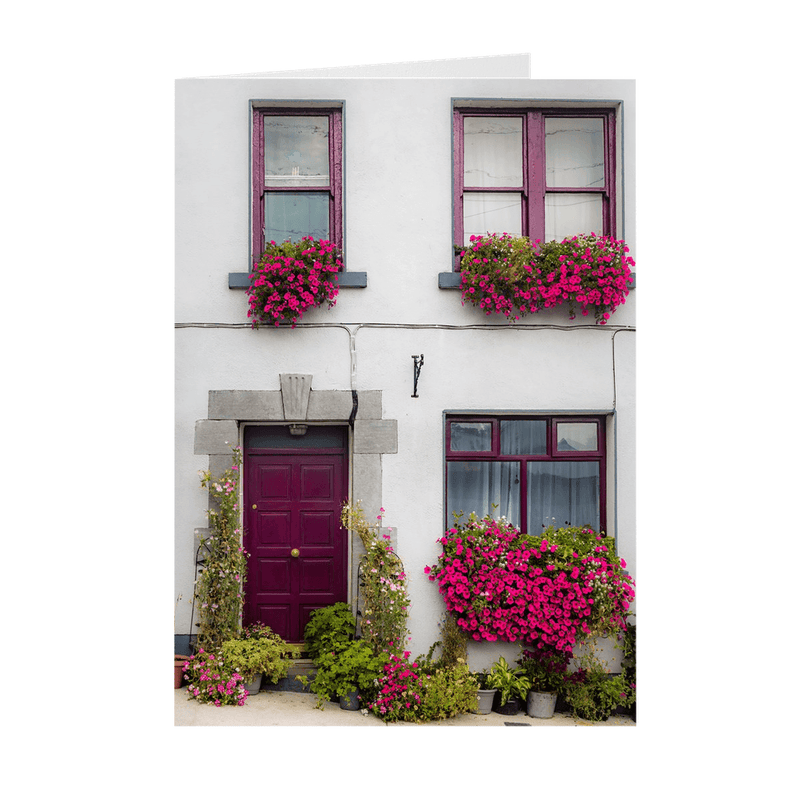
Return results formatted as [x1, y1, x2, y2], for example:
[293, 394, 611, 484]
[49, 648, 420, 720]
[303, 602, 356, 662]
[306, 639, 388, 707]
[195, 448, 249, 651]
[220, 631, 299, 683]
[518, 646, 571, 694]
[414, 614, 469, 673]
[564, 642, 636, 722]
[414, 664, 478, 721]
[343, 502, 409, 653]
[485, 656, 532, 707]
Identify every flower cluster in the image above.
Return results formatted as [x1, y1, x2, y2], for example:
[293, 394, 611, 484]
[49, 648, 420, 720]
[196, 446, 249, 651]
[368, 651, 424, 722]
[424, 516, 635, 657]
[342, 502, 409, 652]
[459, 232, 634, 324]
[183, 649, 248, 707]
[247, 236, 342, 328]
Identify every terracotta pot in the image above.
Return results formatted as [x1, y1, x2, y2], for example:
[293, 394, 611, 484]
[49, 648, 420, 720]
[174, 655, 190, 689]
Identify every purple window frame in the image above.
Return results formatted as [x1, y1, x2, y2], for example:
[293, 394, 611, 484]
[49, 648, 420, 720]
[445, 415, 607, 534]
[251, 107, 344, 262]
[452, 107, 617, 252]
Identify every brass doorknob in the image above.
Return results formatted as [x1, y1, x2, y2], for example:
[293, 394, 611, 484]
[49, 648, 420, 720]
[291, 548, 300, 558]
[252, 504, 257, 510]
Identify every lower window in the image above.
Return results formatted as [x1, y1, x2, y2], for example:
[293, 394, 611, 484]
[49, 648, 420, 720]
[445, 416, 606, 533]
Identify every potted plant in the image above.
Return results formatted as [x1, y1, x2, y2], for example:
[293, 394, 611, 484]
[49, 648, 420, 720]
[486, 656, 532, 715]
[182, 648, 249, 706]
[470, 669, 496, 715]
[304, 638, 387, 710]
[303, 602, 357, 661]
[518, 646, 570, 719]
[247, 236, 342, 328]
[220, 624, 298, 695]
[563, 646, 636, 722]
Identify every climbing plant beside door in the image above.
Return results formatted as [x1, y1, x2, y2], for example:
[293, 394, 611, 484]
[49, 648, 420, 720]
[342, 502, 409, 653]
[195, 447, 250, 651]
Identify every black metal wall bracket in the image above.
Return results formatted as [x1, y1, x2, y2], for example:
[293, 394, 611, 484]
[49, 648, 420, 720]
[412, 354, 424, 398]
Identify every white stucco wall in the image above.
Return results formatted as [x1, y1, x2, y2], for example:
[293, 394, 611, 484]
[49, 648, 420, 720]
[175, 73, 635, 667]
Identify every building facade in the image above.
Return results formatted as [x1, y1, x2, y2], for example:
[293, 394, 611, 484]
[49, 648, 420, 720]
[175, 68, 635, 671]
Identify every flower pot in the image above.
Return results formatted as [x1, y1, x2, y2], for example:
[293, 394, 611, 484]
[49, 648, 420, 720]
[527, 690, 557, 719]
[339, 690, 360, 711]
[494, 696, 521, 716]
[174, 655, 190, 689]
[472, 688, 496, 715]
[244, 673, 263, 695]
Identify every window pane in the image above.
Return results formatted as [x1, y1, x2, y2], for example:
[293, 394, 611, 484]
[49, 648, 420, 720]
[500, 420, 547, 454]
[264, 116, 330, 186]
[463, 193, 522, 244]
[450, 422, 492, 452]
[464, 117, 523, 188]
[544, 193, 603, 241]
[556, 422, 598, 452]
[545, 118, 605, 188]
[264, 192, 329, 244]
[447, 461, 520, 527]
[527, 462, 599, 532]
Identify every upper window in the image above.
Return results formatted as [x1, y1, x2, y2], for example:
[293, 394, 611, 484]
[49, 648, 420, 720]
[251, 107, 343, 260]
[453, 108, 617, 247]
[445, 415, 606, 534]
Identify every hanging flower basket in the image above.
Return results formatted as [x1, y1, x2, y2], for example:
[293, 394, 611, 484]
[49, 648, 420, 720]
[458, 232, 634, 325]
[247, 236, 343, 328]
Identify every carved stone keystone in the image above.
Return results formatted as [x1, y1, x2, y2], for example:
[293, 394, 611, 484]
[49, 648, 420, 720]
[280, 374, 313, 420]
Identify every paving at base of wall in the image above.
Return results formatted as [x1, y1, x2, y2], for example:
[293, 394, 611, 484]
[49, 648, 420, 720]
[174, 687, 636, 727]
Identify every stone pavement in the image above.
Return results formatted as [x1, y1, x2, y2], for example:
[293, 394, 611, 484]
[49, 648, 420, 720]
[174, 686, 636, 727]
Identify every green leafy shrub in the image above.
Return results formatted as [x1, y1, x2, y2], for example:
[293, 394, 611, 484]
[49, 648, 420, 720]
[220, 632, 299, 683]
[563, 644, 635, 722]
[306, 639, 387, 707]
[485, 656, 531, 707]
[303, 602, 356, 662]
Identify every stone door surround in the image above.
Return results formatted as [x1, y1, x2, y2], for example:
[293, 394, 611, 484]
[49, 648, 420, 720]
[194, 375, 398, 602]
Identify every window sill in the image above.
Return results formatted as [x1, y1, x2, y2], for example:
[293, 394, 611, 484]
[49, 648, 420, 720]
[438, 272, 636, 289]
[229, 272, 368, 289]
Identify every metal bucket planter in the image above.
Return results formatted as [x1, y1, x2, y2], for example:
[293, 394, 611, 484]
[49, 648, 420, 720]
[527, 690, 557, 719]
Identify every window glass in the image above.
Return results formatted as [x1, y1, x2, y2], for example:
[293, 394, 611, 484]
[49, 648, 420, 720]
[463, 117, 523, 187]
[527, 461, 599, 531]
[264, 192, 330, 243]
[556, 422, 598, 452]
[544, 193, 603, 241]
[450, 422, 492, 452]
[500, 420, 547, 454]
[463, 193, 522, 244]
[264, 116, 330, 186]
[447, 461, 520, 527]
[545, 118, 605, 188]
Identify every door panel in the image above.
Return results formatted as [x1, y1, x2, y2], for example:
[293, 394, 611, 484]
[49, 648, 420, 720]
[244, 439, 348, 643]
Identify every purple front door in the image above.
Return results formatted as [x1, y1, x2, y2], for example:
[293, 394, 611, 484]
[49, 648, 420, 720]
[243, 426, 348, 643]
